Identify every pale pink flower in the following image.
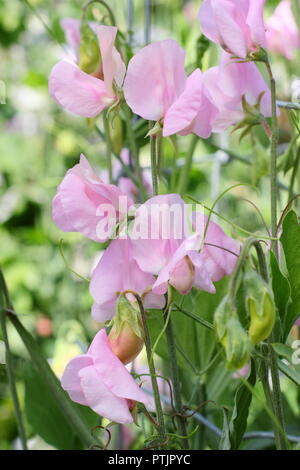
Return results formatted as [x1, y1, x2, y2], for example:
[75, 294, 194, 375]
[198, 0, 267, 59]
[130, 194, 239, 296]
[266, 1, 300, 60]
[124, 40, 218, 138]
[90, 238, 165, 323]
[203, 52, 272, 132]
[61, 329, 151, 424]
[52, 154, 132, 242]
[49, 25, 125, 117]
[295, 317, 300, 327]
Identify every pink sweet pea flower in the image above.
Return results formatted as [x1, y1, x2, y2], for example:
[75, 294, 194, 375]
[49, 25, 126, 117]
[203, 52, 272, 132]
[295, 317, 300, 327]
[61, 329, 150, 424]
[90, 238, 165, 322]
[198, 0, 267, 59]
[152, 213, 240, 295]
[266, 1, 300, 60]
[52, 154, 132, 242]
[124, 40, 218, 138]
[130, 194, 239, 296]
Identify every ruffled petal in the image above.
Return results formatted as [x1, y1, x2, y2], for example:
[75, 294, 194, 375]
[49, 61, 114, 117]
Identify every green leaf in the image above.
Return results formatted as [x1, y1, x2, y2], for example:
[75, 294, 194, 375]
[24, 363, 93, 449]
[229, 360, 256, 449]
[272, 343, 300, 386]
[280, 211, 300, 338]
[270, 252, 291, 323]
[219, 408, 231, 450]
[7, 312, 101, 449]
[277, 360, 300, 387]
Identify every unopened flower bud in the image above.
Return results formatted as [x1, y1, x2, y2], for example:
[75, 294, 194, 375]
[108, 295, 144, 364]
[108, 322, 144, 365]
[245, 272, 276, 344]
[215, 296, 250, 371]
[79, 23, 101, 75]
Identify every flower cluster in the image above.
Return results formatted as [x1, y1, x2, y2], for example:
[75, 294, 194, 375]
[49, 3, 273, 138]
[48, 1, 280, 424]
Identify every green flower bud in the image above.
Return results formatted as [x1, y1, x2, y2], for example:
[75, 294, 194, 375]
[245, 272, 276, 344]
[214, 296, 250, 371]
[79, 23, 101, 75]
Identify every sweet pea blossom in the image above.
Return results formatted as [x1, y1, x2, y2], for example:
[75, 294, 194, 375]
[130, 194, 239, 295]
[198, 0, 267, 59]
[266, 1, 300, 60]
[52, 154, 132, 242]
[124, 39, 218, 138]
[90, 238, 165, 322]
[49, 25, 126, 117]
[61, 329, 150, 424]
[203, 52, 272, 132]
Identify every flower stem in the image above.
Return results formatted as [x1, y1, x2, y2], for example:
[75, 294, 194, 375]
[163, 302, 189, 449]
[103, 111, 113, 183]
[150, 129, 159, 196]
[265, 61, 279, 258]
[178, 135, 198, 195]
[0, 275, 27, 450]
[268, 341, 288, 450]
[134, 294, 167, 445]
[123, 105, 146, 200]
[82, 0, 116, 26]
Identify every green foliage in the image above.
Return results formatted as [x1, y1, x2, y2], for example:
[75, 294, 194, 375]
[280, 211, 300, 338]
[24, 363, 97, 450]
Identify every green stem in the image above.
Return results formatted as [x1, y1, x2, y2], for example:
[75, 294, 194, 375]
[123, 105, 146, 200]
[134, 294, 167, 445]
[150, 126, 159, 196]
[265, 61, 279, 258]
[103, 111, 113, 183]
[82, 0, 116, 25]
[163, 303, 189, 449]
[0, 280, 27, 450]
[178, 135, 198, 195]
[173, 304, 214, 331]
[288, 146, 300, 202]
[268, 341, 288, 450]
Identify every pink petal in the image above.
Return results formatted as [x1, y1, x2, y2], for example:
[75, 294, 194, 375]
[60, 18, 81, 59]
[88, 330, 151, 406]
[61, 355, 93, 406]
[95, 25, 125, 93]
[90, 239, 163, 322]
[163, 69, 207, 137]
[211, 0, 248, 58]
[52, 154, 128, 242]
[79, 365, 134, 423]
[131, 194, 186, 274]
[202, 215, 240, 281]
[152, 233, 201, 295]
[246, 0, 267, 50]
[49, 61, 114, 117]
[124, 39, 186, 121]
[199, 0, 248, 58]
